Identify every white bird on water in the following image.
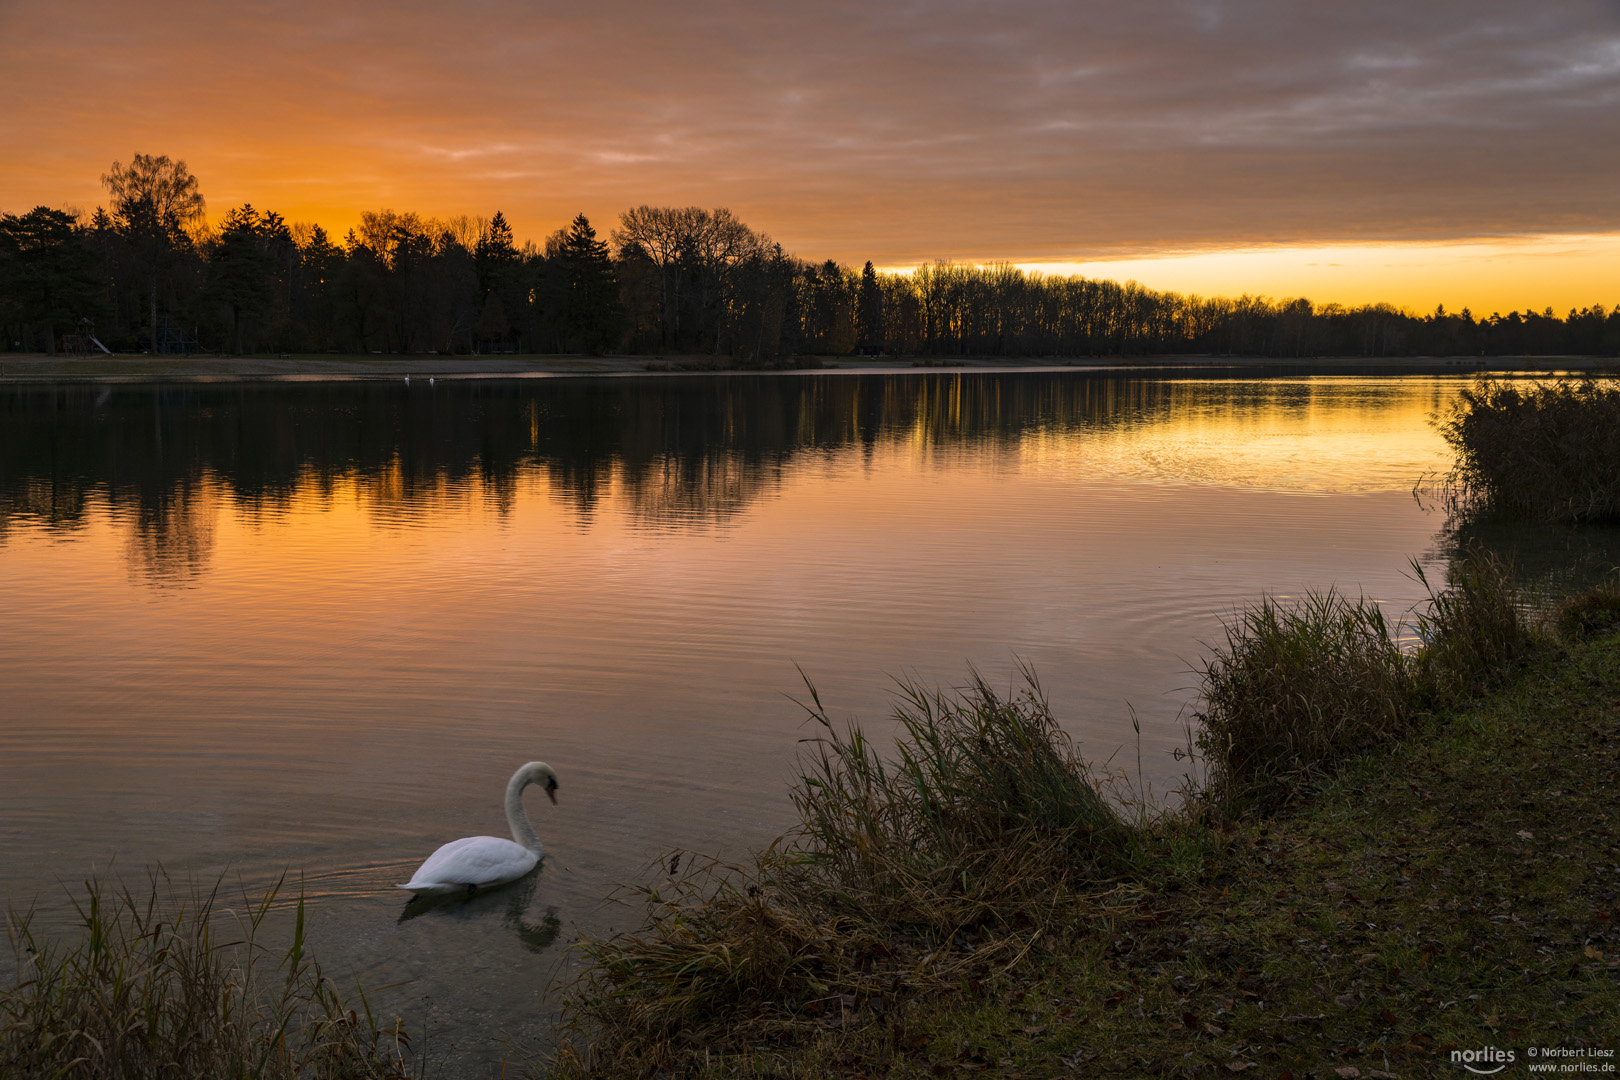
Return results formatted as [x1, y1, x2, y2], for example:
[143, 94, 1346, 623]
[398, 762, 559, 895]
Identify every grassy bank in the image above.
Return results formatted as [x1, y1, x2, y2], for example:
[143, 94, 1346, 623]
[740, 625, 1619, 1079]
[552, 563, 1619, 1078]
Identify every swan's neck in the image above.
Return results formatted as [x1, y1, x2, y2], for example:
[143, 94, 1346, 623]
[505, 769, 543, 852]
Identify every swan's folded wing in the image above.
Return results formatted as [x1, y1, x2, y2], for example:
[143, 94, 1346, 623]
[399, 835, 538, 890]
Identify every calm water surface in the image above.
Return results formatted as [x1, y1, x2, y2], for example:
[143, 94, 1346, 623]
[0, 369, 1567, 1070]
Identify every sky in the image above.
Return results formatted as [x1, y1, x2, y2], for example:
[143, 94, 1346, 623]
[3, 0, 1619, 313]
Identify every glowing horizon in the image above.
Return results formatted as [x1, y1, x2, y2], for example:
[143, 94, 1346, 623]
[983, 234, 1619, 317]
[5, 0, 1618, 317]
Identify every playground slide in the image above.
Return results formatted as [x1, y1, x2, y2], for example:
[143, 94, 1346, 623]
[88, 335, 113, 355]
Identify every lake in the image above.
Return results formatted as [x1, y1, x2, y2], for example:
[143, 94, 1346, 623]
[0, 367, 1598, 1071]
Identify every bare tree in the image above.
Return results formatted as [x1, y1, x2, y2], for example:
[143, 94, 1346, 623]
[101, 154, 206, 354]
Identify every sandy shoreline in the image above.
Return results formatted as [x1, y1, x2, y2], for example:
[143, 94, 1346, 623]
[0, 351, 1605, 384]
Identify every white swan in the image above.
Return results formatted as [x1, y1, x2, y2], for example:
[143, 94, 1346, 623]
[398, 762, 559, 894]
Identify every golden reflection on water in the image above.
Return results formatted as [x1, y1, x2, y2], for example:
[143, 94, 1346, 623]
[0, 372, 1461, 588]
[0, 370, 1502, 1074]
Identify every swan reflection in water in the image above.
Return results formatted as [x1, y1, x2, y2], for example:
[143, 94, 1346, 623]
[397, 864, 562, 954]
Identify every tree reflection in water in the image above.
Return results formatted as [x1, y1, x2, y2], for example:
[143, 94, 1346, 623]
[1, 368, 1420, 585]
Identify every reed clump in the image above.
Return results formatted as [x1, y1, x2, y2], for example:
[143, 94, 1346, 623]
[1, 874, 412, 1080]
[555, 672, 1129, 1077]
[1555, 575, 1620, 641]
[1436, 376, 1620, 522]
[1411, 548, 1539, 702]
[1195, 590, 1413, 814]
[790, 670, 1129, 930]
[1196, 547, 1539, 816]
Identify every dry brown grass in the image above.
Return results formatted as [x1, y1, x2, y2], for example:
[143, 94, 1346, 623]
[2, 873, 413, 1080]
[551, 672, 1133, 1078]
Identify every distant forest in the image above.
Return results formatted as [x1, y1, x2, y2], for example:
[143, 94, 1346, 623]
[3, 154, 1618, 360]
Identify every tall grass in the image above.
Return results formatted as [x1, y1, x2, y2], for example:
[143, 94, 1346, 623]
[1411, 548, 1538, 703]
[554, 671, 1128, 1077]
[1195, 590, 1413, 814]
[1436, 376, 1620, 522]
[790, 668, 1127, 930]
[2, 873, 412, 1080]
[1196, 546, 1538, 816]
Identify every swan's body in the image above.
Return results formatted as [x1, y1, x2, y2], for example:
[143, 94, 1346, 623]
[398, 762, 558, 894]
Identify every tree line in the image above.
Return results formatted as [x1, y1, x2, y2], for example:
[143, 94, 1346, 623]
[3, 154, 1618, 360]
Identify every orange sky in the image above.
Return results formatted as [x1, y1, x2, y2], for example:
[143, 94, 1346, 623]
[3, 0, 1618, 313]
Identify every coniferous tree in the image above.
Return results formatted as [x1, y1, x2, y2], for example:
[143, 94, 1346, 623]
[208, 204, 276, 354]
[857, 259, 884, 350]
[558, 214, 620, 354]
[0, 207, 98, 354]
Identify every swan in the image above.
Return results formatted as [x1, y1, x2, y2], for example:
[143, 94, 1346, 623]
[398, 762, 559, 894]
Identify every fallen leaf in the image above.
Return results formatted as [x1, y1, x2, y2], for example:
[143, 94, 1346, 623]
[1517, 830, 1533, 840]
[1204, 1022, 1226, 1036]
[1225, 1063, 1256, 1073]
[1335, 992, 1360, 1009]
[1182, 1011, 1199, 1030]
[1379, 1009, 1400, 1025]
[1336, 1068, 1362, 1079]
[1586, 945, 1605, 960]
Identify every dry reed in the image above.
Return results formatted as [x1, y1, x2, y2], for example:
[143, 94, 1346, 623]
[1, 873, 413, 1080]
[553, 670, 1128, 1078]
[1436, 376, 1620, 522]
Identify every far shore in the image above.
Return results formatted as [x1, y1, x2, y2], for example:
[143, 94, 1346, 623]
[0, 351, 1612, 385]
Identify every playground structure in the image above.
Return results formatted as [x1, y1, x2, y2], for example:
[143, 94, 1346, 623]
[60, 318, 114, 356]
[142, 316, 201, 355]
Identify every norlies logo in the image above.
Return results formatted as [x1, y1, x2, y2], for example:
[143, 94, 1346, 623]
[1453, 1046, 1517, 1074]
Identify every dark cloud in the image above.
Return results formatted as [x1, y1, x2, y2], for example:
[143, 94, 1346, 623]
[2, 0, 1617, 261]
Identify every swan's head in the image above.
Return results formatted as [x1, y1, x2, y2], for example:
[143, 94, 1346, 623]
[515, 761, 559, 805]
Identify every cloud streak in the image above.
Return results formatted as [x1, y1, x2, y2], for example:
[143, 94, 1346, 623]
[2, 0, 1618, 271]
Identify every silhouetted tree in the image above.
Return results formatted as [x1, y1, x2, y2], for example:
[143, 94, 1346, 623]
[100, 154, 206, 353]
[557, 214, 620, 354]
[0, 207, 98, 354]
[207, 204, 277, 354]
[474, 211, 524, 351]
[857, 260, 884, 349]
